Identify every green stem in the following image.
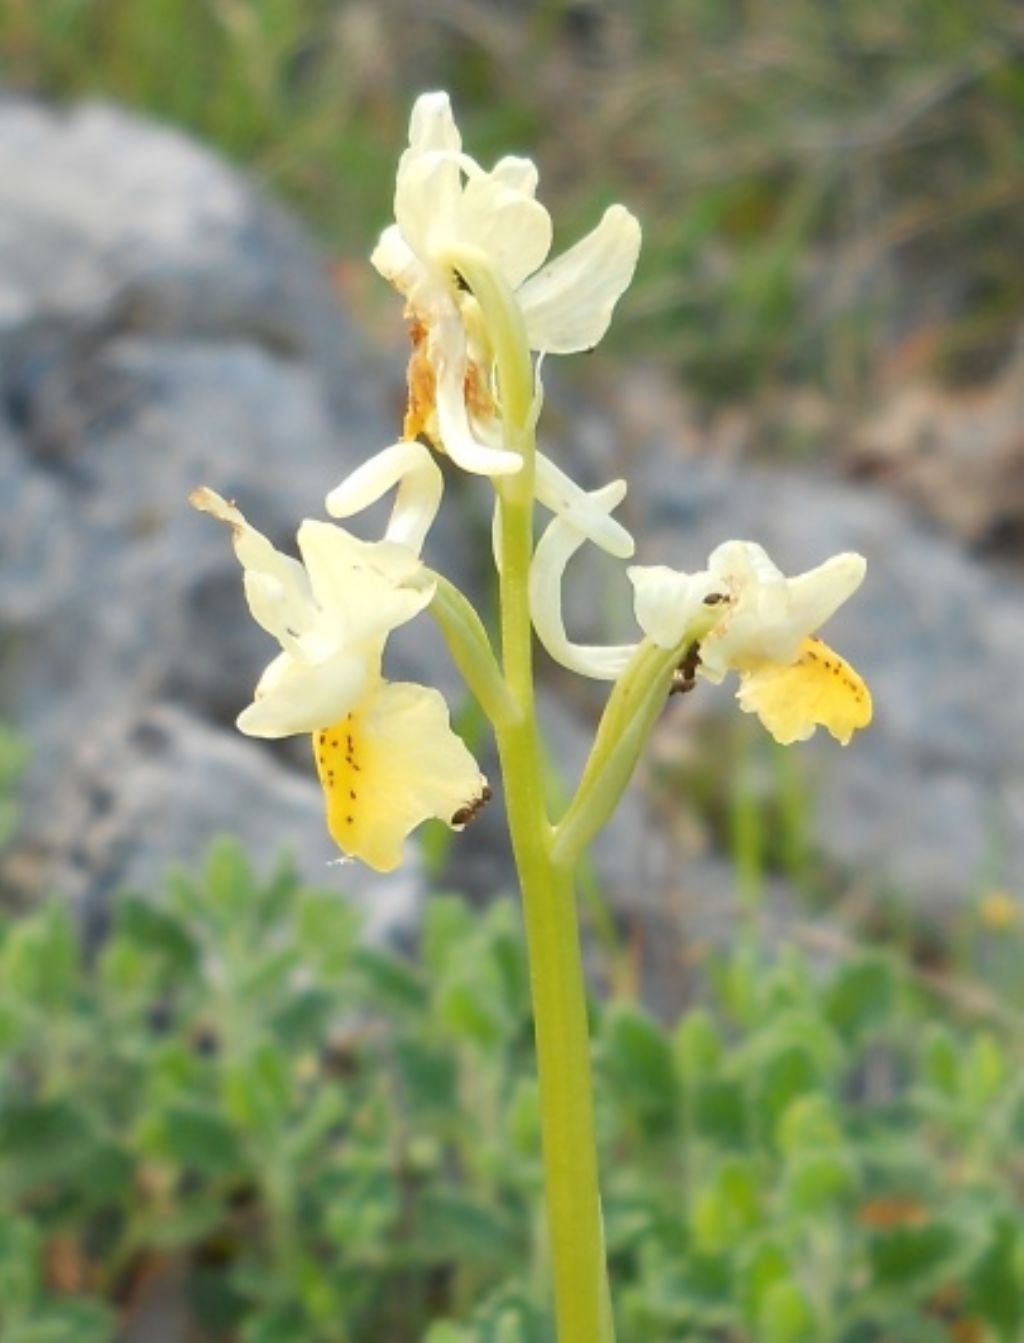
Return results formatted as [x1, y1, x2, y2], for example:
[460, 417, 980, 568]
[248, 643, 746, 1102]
[553, 641, 677, 870]
[428, 573, 516, 728]
[449, 245, 615, 1343]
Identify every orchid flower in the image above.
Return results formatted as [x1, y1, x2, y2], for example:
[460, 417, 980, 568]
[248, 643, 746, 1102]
[191, 488, 487, 871]
[630, 541, 872, 743]
[533, 520, 871, 745]
[372, 90, 641, 550]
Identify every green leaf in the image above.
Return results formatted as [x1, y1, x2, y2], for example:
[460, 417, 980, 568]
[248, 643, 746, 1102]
[424, 1325, 471, 1343]
[775, 1093, 843, 1154]
[295, 889, 360, 979]
[758, 1279, 816, 1343]
[823, 955, 895, 1041]
[203, 837, 257, 927]
[223, 1040, 292, 1137]
[0, 1215, 42, 1310]
[2, 900, 78, 1010]
[394, 1037, 458, 1113]
[268, 986, 334, 1047]
[435, 976, 505, 1048]
[422, 894, 475, 978]
[869, 1222, 962, 1292]
[692, 1156, 761, 1253]
[673, 1009, 722, 1085]
[737, 1238, 790, 1323]
[146, 1101, 243, 1176]
[6, 1298, 116, 1343]
[967, 1214, 1024, 1335]
[751, 1043, 820, 1133]
[353, 946, 427, 1013]
[238, 947, 302, 1004]
[0, 1001, 23, 1055]
[505, 1077, 541, 1155]
[0, 1099, 95, 1189]
[783, 1149, 857, 1214]
[921, 1025, 960, 1098]
[964, 1032, 1004, 1109]
[692, 1078, 749, 1147]
[412, 1191, 519, 1266]
[112, 895, 198, 976]
[241, 1304, 309, 1343]
[600, 1002, 677, 1132]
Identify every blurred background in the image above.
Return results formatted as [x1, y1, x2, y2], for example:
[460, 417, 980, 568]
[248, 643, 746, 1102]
[1, 3, 1023, 1341]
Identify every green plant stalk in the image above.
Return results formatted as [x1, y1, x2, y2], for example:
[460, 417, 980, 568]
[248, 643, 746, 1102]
[448, 246, 615, 1343]
[429, 572, 516, 728]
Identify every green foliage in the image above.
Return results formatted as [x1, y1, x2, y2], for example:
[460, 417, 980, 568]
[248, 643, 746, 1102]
[0, 834, 1022, 1340]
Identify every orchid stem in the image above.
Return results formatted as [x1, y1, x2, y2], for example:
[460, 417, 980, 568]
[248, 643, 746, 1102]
[452, 246, 615, 1343]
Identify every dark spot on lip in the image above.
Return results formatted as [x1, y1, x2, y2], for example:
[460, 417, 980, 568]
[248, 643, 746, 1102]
[703, 592, 727, 605]
[453, 268, 471, 293]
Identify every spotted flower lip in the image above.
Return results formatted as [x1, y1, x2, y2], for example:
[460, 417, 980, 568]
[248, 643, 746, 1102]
[191, 487, 487, 870]
[372, 90, 642, 479]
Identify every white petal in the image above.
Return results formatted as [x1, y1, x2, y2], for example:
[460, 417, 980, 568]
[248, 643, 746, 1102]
[491, 155, 539, 197]
[628, 564, 724, 649]
[530, 516, 636, 680]
[517, 204, 642, 354]
[456, 164, 553, 289]
[326, 441, 443, 555]
[408, 92, 462, 154]
[395, 150, 463, 264]
[702, 542, 868, 678]
[394, 94, 464, 260]
[370, 223, 421, 296]
[707, 540, 785, 588]
[237, 650, 367, 739]
[432, 315, 522, 475]
[190, 487, 315, 641]
[535, 454, 634, 558]
[296, 521, 432, 647]
[786, 553, 866, 632]
[242, 572, 307, 656]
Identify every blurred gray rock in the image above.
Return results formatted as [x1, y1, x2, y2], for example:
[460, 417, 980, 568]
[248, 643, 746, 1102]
[45, 704, 421, 948]
[0, 99, 370, 407]
[0, 100, 441, 930]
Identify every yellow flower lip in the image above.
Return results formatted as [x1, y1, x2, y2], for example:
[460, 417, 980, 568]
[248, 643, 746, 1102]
[314, 685, 489, 873]
[194, 484, 487, 870]
[736, 635, 872, 746]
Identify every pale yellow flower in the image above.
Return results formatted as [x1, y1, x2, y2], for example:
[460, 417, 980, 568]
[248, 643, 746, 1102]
[373, 91, 640, 556]
[630, 541, 872, 745]
[191, 487, 487, 871]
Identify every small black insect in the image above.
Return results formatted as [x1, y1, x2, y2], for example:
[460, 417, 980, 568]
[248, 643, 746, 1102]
[670, 641, 702, 695]
[451, 783, 493, 827]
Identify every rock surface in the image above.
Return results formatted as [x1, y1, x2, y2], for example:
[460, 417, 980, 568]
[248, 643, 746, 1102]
[1, 99, 1021, 967]
[0, 100, 430, 939]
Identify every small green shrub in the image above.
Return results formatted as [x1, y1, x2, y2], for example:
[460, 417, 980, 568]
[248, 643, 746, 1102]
[1, 841, 1022, 1341]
